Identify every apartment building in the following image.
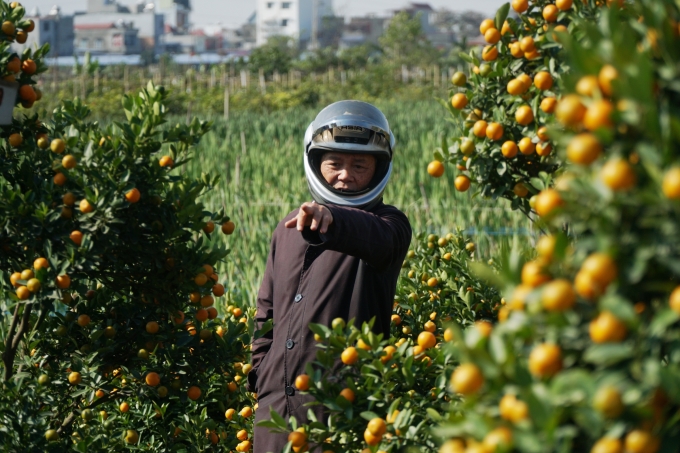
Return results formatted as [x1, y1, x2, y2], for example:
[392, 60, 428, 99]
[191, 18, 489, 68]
[256, 0, 333, 47]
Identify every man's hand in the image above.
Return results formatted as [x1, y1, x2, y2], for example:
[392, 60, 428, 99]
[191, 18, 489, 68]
[284, 202, 333, 234]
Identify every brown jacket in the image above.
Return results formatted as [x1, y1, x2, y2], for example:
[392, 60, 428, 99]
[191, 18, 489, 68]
[248, 201, 411, 453]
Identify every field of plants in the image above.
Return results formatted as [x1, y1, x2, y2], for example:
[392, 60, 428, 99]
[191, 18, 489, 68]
[2, 0, 680, 452]
[183, 103, 530, 305]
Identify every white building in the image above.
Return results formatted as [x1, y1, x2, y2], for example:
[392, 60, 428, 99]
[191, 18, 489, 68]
[75, 0, 164, 55]
[256, 0, 333, 47]
[155, 0, 191, 33]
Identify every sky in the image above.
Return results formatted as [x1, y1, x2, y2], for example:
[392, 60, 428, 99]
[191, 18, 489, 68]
[22, 0, 508, 28]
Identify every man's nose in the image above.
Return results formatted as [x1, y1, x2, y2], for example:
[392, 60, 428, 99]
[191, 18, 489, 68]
[337, 168, 351, 180]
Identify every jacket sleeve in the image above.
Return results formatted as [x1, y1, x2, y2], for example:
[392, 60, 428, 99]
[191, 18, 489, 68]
[247, 231, 276, 393]
[302, 204, 412, 272]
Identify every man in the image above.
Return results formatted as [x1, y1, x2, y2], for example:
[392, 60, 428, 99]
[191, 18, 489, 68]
[248, 100, 411, 453]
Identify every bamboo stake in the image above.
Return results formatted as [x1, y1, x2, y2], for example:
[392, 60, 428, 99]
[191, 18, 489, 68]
[224, 87, 229, 121]
[234, 155, 240, 187]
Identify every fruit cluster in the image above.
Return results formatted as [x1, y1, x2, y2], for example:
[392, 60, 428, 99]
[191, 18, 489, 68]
[429, 0, 607, 214]
[395, 231, 500, 344]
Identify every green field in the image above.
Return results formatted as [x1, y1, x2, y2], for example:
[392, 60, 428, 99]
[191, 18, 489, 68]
[183, 100, 532, 305]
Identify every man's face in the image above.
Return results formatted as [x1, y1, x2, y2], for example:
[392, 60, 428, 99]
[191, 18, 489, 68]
[320, 152, 377, 192]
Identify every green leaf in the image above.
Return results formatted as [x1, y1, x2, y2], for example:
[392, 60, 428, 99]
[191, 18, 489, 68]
[402, 355, 415, 387]
[550, 369, 596, 400]
[489, 332, 507, 364]
[530, 177, 545, 191]
[360, 411, 380, 421]
[269, 407, 288, 428]
[496, 161, 507, 176]
[254, 319, 274, 340]
[495, 3, 510, 31]
[469, 261, 504, 289]
[255, 420, 283, 430]
[583, 344, 634, 366]
[650, 310, 680, 337]
[599, 295, 636, 324]
[426, 407, 442, 421]
[458, 52, 473, 64]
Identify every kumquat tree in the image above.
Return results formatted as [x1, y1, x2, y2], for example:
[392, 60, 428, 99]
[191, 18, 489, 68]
[436, 1, 680, 453]
[0, 4, 255, 451]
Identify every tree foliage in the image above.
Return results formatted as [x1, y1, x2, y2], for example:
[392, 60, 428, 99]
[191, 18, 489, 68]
[248, 36, 298, 76]
[0, 4, 254, 451]
[437, 1, 680, 451]
[379, 12, 440, 68]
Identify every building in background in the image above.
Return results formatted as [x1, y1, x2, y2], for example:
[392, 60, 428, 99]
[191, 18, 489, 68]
[236, 12, 257, 50]
[74, 22, 141, 55]
[15, 6, 74, 57]
[339, 16, 386, 49]
[155, 0, 191, 34]
[74, 0, 164, 55]
[256, 0, 333, 47]
[162, 28, 206, 54]
[199, 12, 257, 53]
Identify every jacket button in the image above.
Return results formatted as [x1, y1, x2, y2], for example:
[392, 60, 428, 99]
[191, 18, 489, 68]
[286, 339, 294, 349]
[294, 294, 302, 302]
[285, 385, 295, 396]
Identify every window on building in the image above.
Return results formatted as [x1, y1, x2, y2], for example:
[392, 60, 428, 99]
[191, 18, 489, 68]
[282, 2, 291, 8]
[43, 21, 49, 31]
[281, 19, 288, 26]
[94, 38, 103, 50]
[80, 38, 88, 48]
[266, 2, 274, 8]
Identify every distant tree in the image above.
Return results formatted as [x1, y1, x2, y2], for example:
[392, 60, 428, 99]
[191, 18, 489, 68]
[431, 9, 487, 68]
[379, 11, 439, 67]
[293, 46, 339, 74]
[338, 43, 382, 69]
[434, 9, 487, 41]
[317, 16, 344, 48]
[248, 36, 298, 76]
[174, 0, 191, 9]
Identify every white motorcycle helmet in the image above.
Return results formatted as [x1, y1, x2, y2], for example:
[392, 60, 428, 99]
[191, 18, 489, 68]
[304, 100, 395, 210]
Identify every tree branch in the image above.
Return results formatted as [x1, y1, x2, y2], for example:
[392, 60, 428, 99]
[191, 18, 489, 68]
[31, 307, 47, 337]
[2, 303, 22, 382]
[12, 302, 33, 350]
[57, 389, 126, 434]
